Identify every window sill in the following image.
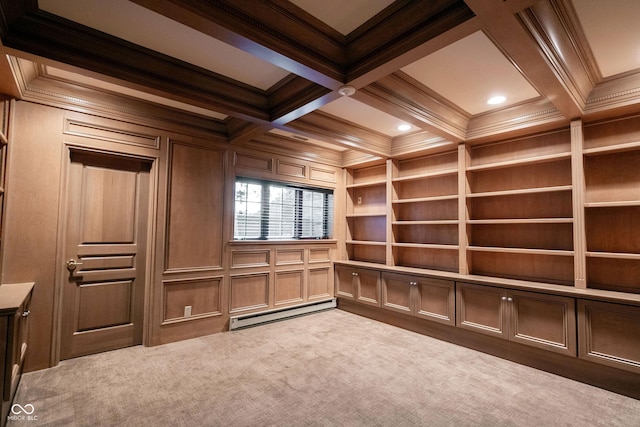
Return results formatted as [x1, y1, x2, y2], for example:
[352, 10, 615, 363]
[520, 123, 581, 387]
[229, 239, 338, 246]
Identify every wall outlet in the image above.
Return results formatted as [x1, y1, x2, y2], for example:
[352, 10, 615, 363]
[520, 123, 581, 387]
[184, 305, 192, 317]
[357, 196, 362, 205]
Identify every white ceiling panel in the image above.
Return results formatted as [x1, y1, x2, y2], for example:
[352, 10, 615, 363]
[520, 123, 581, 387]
[320, 96, 419, 137]
[38, 0, 291, 90]
[401, 31, 540, 115]
[289, 0, 395, 35]
[572, 0, 640, 78]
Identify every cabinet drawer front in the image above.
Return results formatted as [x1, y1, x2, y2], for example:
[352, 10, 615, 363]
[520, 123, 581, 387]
[456, 283, 507, 338]
[578, 300, 640, 373]
[509, 291, 576, 356]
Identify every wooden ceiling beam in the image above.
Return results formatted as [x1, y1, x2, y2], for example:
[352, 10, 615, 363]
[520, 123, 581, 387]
[0, 1, 276, 123]
[346, 0, 475, 85]
[130, 0, 346, 89]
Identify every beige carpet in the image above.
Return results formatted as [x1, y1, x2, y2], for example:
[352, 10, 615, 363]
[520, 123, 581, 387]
[9, 309, 640, 426]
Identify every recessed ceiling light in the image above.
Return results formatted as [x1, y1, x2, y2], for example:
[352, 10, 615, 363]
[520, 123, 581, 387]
[397, 124, 411, 132]
[487, 95, 506, 105]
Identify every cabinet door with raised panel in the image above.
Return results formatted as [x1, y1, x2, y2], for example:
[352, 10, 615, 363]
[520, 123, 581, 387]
[456, 282, 508, 339]
[415, 277, 455, 325]
[335, 265, 357, 300]
[382, 272, 413, 314]
[578, 300, 640, 373]
[356, 268, 381, 307]
[509, 290, 576, 356]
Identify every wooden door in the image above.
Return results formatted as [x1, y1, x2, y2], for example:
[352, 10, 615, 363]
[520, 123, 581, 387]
[60, 150, 150, 359]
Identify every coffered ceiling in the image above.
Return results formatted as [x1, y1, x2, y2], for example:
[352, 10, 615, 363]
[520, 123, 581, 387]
[1, 0, 640, 166]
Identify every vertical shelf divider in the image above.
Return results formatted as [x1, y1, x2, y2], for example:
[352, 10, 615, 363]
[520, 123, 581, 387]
[386, 158, 395, 266]
[458, 143, 470, 275]
[571, 119, 587, 288]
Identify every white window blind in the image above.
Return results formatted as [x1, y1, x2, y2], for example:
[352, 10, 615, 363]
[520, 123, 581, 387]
[234, 178, 333, 240]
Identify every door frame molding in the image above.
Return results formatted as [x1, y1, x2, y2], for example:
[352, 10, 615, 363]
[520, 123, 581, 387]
[52, 141, 160, 365]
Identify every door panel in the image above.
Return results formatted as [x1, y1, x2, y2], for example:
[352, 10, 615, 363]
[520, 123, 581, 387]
[77, 281, 133, 331]
[356, 269, 381, 307]
[509, 290, 576, 355]
[382, 273, 412, 314]
[415, 278, 455, 325]
[335, 265, 356, 299]
[456, 282, 507, 338]
[61, 150, 150, 359]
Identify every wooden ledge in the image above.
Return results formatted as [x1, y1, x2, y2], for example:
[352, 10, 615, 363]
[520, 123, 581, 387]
[333, 261, 640, 306]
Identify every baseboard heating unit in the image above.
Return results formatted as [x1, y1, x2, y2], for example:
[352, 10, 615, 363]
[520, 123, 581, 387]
[229, 298, 336, 330]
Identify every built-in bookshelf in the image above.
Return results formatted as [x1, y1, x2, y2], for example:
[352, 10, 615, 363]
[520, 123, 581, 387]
[345, 163, 387, 264]
[341, 121, 640, 294]
[391, 151, 459, 272]
[583, 115, 640, 294]
[464, 130, 574, 285]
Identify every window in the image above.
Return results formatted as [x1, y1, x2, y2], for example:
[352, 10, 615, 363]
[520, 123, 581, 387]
[234, 178, 333, 240]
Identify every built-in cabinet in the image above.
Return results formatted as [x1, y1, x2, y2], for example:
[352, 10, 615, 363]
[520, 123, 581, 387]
[577, 299, 640, 373]
[343, 119, 640, 293]
[334, 261, 640, 397]
[456, 282, 576, 355]
[382, 272, 455, 325]
[334, 264, 381, 307]
[338, 116, 640, 397]
[0, 282, 33, 427]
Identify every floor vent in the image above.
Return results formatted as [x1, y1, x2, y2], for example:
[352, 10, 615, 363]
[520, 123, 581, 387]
[229, 298, 336, 330]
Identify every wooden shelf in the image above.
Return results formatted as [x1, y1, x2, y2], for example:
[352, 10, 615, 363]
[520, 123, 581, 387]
[583, 140, 640, 156]
[467, 246, 574, 256]
[346, 240, 386, 246]
[586, 251, 640, 260]
[346, 212, 386, 218]
[467, 185, 572, 199]
[346, 179, 386, 189]
[467, 218, 572, 224]
[584, 200, 640, 208]
[393, 220, 458, 225]
[393, 194, 458, 204]
[393, 242, 458, 250]
[392, 168, 457, 182]
[467, 152, 571, 172]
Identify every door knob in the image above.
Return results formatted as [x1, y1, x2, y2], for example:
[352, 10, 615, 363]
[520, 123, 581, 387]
[66, 259, 83, 272]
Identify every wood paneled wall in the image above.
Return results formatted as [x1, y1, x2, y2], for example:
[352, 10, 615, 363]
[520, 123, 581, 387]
[1, 100, 342, 371]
